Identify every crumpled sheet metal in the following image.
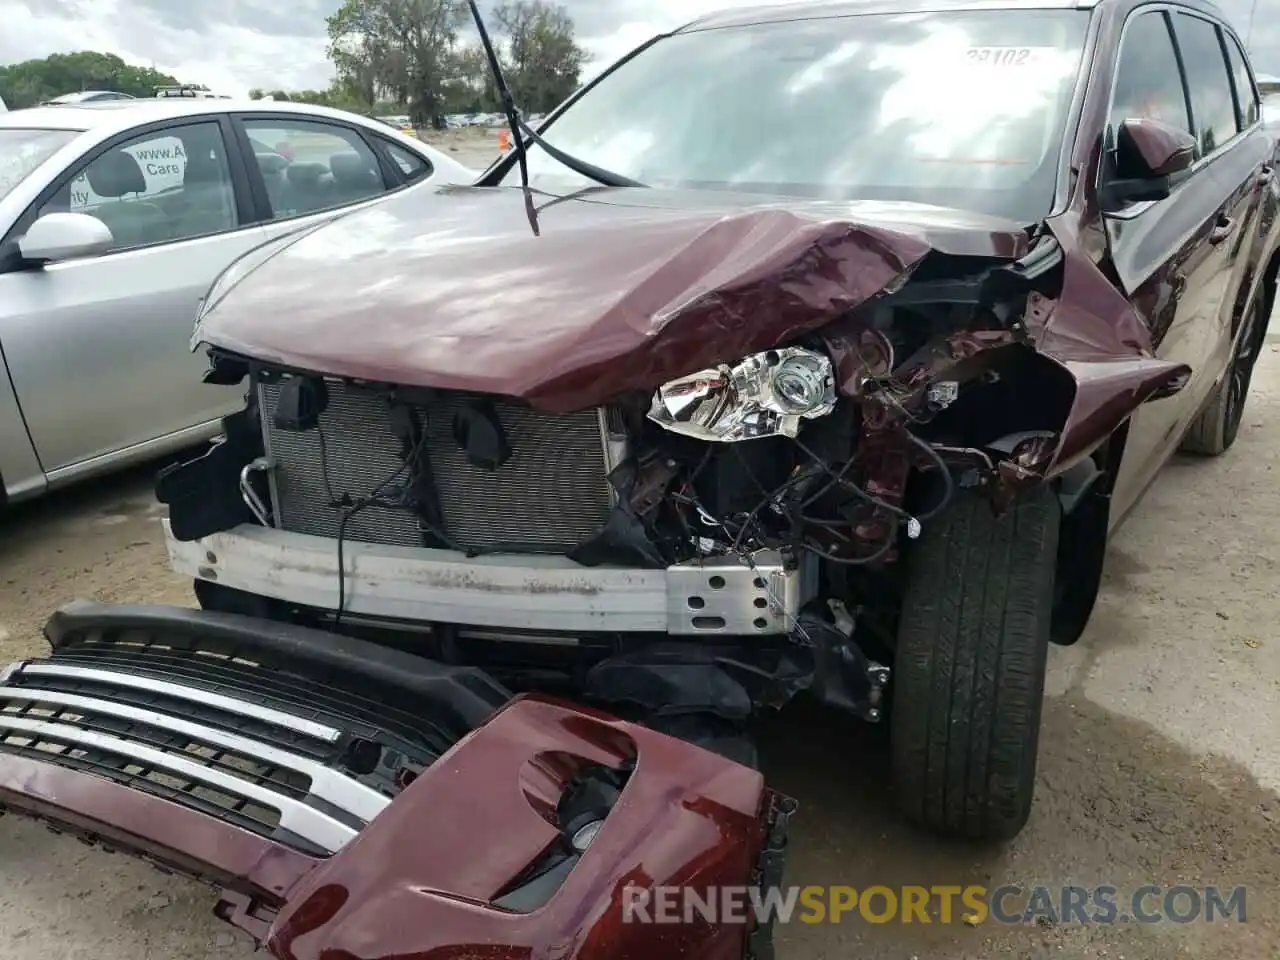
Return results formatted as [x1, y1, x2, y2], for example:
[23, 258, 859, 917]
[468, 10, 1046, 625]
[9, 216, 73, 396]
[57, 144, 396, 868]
[820, 223, 1191, 478]
[1029, 219, 1191, 472]
[192, 186, 1024, 412]
[195, 186, 1190, 474]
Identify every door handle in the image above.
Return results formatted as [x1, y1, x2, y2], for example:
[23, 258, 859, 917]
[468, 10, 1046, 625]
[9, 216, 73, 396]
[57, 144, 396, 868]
[1209, 215, 1234, 244]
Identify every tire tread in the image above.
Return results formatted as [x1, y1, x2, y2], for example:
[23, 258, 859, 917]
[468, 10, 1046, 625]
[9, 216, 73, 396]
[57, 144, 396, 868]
[891, 487, 1059, 841]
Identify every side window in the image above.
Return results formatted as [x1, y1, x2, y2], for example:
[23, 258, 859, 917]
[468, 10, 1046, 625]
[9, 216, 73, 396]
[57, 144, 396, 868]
[1223, 32, 1260, 129]
[1172, 14, 1239, 155]
[1110, 12, 1191, 136]
[242, 118, 387, 220]
[44, 121, 237, 251]
[382, 141, 433, 183]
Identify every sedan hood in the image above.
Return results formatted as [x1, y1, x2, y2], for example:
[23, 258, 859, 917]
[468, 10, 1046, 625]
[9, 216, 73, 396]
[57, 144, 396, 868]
[195, 184, 1030, 410]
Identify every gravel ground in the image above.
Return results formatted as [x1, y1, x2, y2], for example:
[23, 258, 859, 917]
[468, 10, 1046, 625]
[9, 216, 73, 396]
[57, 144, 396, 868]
[421, 126, 508, 170]
[0, 331, 1277, 959]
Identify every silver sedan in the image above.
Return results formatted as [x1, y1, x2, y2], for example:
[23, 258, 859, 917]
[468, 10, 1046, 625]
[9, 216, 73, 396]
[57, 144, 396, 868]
[0, 98, 478, 504]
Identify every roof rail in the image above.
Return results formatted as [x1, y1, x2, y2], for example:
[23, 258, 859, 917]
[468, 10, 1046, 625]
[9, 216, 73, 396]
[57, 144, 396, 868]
[154, 84, 220, 99]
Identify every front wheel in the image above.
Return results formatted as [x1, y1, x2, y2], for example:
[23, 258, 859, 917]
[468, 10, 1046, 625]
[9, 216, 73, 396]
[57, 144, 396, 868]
[890, 486, 1059, 842]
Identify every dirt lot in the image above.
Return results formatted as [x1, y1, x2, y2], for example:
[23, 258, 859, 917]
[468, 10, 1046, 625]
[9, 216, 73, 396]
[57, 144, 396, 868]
[0, 336, 1277, 958]
[421, 125, 510, 170]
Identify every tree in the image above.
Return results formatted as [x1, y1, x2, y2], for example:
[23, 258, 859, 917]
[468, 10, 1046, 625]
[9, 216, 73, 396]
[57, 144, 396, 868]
[454, 43, 501, 112]
[492, 1, 585, 113]
[321, 0, 586, 123]
[325, 0, 382, 109]
[0, 52, 180, 108]
[326, 0, 471, 125]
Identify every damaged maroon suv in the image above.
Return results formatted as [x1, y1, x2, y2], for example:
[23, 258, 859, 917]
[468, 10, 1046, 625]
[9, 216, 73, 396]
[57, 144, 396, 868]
[0, 0, 1277, 955]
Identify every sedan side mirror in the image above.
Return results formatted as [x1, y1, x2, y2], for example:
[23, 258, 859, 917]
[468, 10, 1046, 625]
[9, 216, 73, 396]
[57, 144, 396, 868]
[18, 212, 114, 265]
[1102, 118, 1198, 209]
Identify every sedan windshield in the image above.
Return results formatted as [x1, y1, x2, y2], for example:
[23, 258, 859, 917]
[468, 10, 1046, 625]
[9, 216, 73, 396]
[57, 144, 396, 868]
[0, 129, 77, 203]
[506, 10, 1089, 223]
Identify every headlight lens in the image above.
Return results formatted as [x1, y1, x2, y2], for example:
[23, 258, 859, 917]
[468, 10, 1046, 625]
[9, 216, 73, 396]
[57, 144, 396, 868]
[648, 346, 836, 442]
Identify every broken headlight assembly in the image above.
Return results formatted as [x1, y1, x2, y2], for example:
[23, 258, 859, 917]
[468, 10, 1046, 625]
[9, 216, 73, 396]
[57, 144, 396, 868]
[647, 346, 837, 442]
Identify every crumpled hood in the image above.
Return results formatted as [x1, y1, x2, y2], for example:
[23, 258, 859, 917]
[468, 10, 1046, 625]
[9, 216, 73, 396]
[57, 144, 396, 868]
[194, 184, 1030, 410]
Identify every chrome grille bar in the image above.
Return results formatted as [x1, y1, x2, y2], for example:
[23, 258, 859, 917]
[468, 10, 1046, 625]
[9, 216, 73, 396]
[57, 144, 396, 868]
[18, 663, 341, 743]
[0, 686, 388, 823]
[0, 714, 357, 853]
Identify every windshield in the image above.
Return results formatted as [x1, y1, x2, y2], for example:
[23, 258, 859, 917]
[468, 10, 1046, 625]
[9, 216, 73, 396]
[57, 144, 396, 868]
[0, 129, 76, 203]
[504, 10, 1089, 223]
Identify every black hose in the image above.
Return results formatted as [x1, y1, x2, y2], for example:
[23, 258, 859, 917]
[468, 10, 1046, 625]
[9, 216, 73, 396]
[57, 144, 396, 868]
[792, 437, 915, 523]
[801, 516, 900, 566]
[903, 429, 955, 521]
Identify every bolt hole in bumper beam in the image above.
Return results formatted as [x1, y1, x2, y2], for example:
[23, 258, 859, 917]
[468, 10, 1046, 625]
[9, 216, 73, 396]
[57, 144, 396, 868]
[0, 602, 791, 958]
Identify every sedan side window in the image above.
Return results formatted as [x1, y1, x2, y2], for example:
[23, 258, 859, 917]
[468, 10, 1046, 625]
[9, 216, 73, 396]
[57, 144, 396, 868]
[1110, 12, 1191, 137]
[41, 121, 237, 251]
[1223, 31, 1260, 129]
[1172, 14, 1239, 156]
[382, 141, 433, 184]
[243, 119, 387, 220]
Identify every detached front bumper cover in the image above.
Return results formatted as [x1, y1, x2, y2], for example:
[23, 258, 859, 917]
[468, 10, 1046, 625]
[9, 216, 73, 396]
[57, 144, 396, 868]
[0, 601, 790, 959]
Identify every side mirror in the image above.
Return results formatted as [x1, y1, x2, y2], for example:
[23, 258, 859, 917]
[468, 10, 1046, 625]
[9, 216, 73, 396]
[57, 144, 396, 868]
[1102, 118, 1198, 209]
[1117, 118, 1197, 178]
[17, 212, 114, 264]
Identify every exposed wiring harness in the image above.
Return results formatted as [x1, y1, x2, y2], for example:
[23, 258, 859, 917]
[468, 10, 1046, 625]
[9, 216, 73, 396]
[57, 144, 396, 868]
[306, 382, 958, 620]
[685, 428, 956, 570]
[316, 418, 464, 625]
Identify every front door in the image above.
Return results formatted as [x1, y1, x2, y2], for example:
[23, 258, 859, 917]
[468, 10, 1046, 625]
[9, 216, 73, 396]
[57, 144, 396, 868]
[0, 117, 265, 475]
[1102, 8, 1241, 524]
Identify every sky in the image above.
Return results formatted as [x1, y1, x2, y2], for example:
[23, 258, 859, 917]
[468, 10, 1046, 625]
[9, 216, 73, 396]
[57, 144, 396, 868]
[0, 0, 1275, 97]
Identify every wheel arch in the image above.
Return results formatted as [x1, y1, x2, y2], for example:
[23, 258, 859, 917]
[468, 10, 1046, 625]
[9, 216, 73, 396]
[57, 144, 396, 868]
[1049, 421, 1128, 646]
[1259, 246, 1280, 339]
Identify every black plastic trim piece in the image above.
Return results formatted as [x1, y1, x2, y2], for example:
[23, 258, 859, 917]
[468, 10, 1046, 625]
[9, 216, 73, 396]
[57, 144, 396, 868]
[43, 601, 512, 732]
[746, 791, 796, 960]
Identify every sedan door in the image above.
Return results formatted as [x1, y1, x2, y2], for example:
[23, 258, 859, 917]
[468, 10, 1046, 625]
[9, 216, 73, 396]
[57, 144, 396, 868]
[0, 116, 266, 480]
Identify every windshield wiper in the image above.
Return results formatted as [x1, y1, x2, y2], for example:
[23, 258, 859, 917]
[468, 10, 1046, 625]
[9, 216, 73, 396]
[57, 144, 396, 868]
[466, 1, 645, 190]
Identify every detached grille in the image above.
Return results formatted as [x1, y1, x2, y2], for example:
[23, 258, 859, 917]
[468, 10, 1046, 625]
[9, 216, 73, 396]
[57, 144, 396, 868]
[258, 378, 616, 553]
[0, 635, 455, 856]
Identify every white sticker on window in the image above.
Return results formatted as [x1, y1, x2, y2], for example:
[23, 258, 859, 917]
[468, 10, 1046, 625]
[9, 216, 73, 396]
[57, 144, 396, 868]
[70, 136, 188, 210]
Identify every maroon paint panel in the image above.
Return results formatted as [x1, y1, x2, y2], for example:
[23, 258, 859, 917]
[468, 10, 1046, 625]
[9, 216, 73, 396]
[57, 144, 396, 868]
[193, 185, 1029, 412]
[267, 694, 769, 960]
[0, 694, 773, 958]
[194, 182, 1194, 472]
[1034, 218, 1192, 471]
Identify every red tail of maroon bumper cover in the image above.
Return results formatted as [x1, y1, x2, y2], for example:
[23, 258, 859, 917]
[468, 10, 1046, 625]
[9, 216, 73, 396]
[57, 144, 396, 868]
[0, 691, 786, 960]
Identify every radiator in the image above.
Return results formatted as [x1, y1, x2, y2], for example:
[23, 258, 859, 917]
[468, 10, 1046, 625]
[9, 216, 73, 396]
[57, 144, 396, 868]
[257, 378, 616, 554]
